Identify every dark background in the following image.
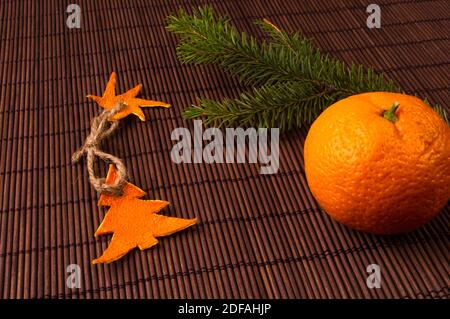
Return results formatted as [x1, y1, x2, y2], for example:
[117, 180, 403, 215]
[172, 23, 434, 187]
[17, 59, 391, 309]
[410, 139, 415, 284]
[0, 0, 448, 298]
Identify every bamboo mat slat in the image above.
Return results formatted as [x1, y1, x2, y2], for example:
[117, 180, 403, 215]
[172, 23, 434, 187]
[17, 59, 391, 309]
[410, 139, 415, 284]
[0, 0, 449, 299]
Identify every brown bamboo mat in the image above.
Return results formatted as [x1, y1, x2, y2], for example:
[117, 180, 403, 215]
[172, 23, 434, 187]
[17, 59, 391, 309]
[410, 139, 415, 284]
[0, 0, 449, 299]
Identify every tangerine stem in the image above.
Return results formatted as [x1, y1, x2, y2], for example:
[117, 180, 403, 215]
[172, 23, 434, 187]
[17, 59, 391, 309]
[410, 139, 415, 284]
[383, 101, 400, 123]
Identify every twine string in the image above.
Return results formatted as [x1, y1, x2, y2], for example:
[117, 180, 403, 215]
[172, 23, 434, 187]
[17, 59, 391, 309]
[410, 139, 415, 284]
[72, 103, 127, 195]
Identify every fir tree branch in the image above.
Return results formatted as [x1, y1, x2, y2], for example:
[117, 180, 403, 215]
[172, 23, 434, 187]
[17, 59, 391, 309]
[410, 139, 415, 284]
[167, 6, 447, 130]
[167, 7, 306, 86]
[185, 81, 337, 131]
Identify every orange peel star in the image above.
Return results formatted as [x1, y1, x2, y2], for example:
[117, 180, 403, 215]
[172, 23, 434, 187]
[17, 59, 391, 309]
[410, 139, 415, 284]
[87, 71, 171, 121]
[93, 165, 197, 264]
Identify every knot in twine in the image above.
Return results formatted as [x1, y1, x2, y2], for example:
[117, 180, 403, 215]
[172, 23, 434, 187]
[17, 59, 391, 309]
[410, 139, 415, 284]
[72, 103, 127, 195]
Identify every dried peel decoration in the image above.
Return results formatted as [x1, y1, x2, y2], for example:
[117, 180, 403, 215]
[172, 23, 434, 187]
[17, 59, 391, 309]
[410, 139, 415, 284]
[93, 165, 197, 264]
[74, 72, 196, 263]
[87, 71, 171, 121]
[73, 71, 171, 194]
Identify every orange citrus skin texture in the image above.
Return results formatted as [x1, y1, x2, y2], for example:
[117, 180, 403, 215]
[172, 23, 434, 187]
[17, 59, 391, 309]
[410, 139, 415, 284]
[304, 92, 450, 234]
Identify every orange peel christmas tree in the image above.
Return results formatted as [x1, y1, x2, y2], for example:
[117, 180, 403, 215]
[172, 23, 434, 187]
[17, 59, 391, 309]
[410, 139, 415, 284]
[93, 165, 197, 264]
